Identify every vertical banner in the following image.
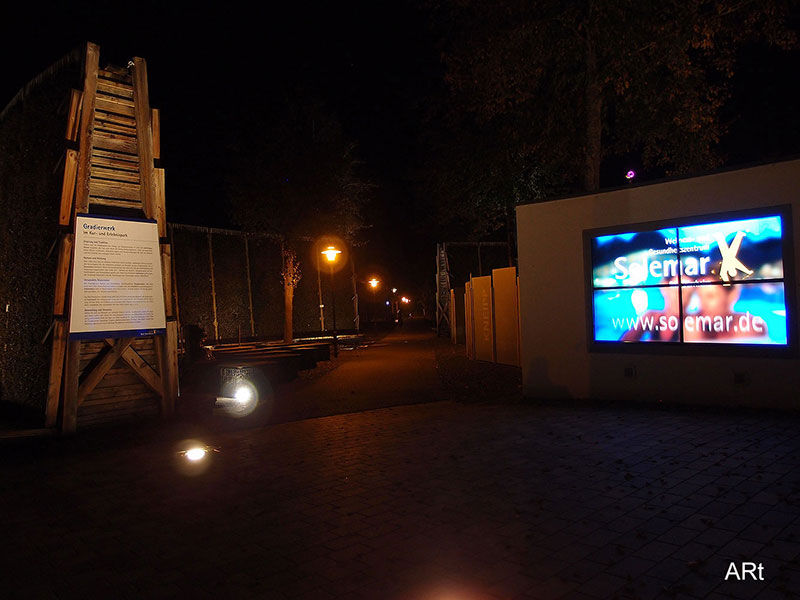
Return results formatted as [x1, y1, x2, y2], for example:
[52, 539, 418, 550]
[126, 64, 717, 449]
[471, 275, 494, 362]
[492, 267, 520, 366]
[69, 214, 167, 339]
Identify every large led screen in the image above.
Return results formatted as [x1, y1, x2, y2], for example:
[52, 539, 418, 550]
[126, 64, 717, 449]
[590, 212, 789, 346]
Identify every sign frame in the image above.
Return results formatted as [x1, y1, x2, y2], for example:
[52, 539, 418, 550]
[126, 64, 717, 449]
[68, 213, 167, 341]
[583, 205, 797, 357]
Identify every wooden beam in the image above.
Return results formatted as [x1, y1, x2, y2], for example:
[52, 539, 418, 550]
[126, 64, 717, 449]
[45, 321, 68, 428]
[169, 225, 181, 334]
[88, 178, 141, 201]
[77, 338, 133, 405]
[154, 168, 166, 237]
[60, 340, 81, 433]
[75, 43, 100, 215]
[92, 131, 138, 154]
[118, 344, 162, 395]
[66, 89, 82, 142]
[53, 234, 74, 317]
[152, 108, 161, 160]
[132, 56, 156, 219]
[94, 96, 135, 117]
[160, 243, 173, 318]
[156, 321, 178, 416]
[96, 79, 133, 98]
[59, 150, 78, 226]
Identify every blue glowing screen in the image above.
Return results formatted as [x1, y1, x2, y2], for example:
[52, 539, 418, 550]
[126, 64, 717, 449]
[591, 214, 788, 345]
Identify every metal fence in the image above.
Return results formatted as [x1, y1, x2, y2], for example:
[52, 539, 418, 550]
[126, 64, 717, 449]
[169, 224, 357, 343]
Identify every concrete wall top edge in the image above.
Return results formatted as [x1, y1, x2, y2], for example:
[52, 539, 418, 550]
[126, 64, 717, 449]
[515, 159, 800, 409]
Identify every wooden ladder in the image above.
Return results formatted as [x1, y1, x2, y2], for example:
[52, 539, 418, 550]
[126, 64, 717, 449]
[47, 42, 176, 432]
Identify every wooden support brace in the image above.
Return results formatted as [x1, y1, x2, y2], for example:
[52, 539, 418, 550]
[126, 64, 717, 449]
[160, 243, 173, 318]
[118, 343, 163, 395]
[66, 89, 82, 142]
[169, 225, 181, 334]
[154, 168, 166, 238]
[59, 149, 79, 226]
[132, 57, 155, 219]
[75, 43, 99, 215]
[53, 234, 74, 317]
[156, 321, 178, 417]
[151, 108, 160, 160]
[45, 321, 68, 428]
[77, 338, 133, 405]
[60, 340, 81, 433]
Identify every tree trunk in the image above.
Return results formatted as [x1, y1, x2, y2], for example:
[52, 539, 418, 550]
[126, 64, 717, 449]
[584, 31, 602, 193]
[283, 280, 294, 343]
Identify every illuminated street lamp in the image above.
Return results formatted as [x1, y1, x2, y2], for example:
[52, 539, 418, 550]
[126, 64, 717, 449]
[367, 278, 380, 325]
[322, 246, 341, 262]
[322, 246, 341, 357]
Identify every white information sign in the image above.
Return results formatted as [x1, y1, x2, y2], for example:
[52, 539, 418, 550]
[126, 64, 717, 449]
[69, 215, 166, 340]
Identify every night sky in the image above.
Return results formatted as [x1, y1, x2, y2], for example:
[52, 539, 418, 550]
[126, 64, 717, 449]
[2, 1, 799, 297]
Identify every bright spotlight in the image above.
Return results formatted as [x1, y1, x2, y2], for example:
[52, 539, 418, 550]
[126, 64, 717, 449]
[185, 447, 207, 461]
[234, 385, 253, 404]
[385, 300, 390, 306]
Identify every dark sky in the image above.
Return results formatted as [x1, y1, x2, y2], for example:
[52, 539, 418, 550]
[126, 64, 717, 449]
[1, 1, 441, 294]
[2, 1, 799, 297]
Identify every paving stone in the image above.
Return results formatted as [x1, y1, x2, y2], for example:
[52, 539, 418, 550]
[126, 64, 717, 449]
[634, 540, 680, 562]
[2, 377, 799, 599]
[657, 526, 698, 547]
[577, 572, 628, 598]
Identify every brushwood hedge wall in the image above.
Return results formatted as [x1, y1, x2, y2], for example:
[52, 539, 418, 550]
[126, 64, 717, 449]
[0, 60, 80, 410]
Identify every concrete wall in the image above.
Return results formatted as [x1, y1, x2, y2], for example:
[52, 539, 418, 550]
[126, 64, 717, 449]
[516, 160, 800, 409]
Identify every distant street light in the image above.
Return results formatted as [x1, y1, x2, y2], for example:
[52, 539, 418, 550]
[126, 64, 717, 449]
[368, 278, 380, 325]
[322, 246, 341, 357]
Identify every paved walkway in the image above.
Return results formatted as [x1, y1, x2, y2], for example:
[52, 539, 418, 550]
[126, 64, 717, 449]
[1, 328, 799, 599]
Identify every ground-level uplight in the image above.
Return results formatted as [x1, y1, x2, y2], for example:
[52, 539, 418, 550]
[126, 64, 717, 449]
[234, 384, 253, 405]
[185, 447, 207, 461]
[176, 442, 220, 475]
[178, 444, 219, 461]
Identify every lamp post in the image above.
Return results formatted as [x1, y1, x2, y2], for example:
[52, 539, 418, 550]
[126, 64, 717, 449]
[368, 278, 379, 325]
[321, 246, 341, 357]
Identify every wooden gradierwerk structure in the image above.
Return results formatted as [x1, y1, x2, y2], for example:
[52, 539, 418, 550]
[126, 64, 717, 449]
[47, 42, 178, 432]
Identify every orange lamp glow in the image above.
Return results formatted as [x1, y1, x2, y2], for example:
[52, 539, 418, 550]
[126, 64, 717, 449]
[369, 278, 380, 288]
[321, 246, 341, 262]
